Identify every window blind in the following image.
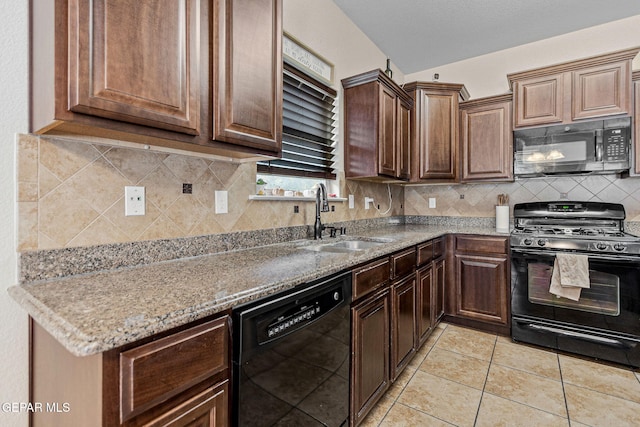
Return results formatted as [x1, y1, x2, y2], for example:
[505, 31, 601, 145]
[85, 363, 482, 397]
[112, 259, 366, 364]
[258, 64, 337, 179]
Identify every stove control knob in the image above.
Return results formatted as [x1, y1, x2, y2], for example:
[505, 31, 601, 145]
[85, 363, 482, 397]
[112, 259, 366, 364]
[537, 239, 546, 247]
[523, 238, 533, 246]
[613, 243, 626, 252]
[595, 242, 608, 251]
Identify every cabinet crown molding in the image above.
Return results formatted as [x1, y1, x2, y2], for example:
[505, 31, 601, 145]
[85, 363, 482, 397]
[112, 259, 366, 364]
[507, 46, 640, 89]
[404, 81, 470, 101]
[341, 69, 413, 104]
[459, 93, 513, 109]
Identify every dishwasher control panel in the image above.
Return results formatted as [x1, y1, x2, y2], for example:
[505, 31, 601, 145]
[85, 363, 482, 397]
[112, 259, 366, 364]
[256, 285, 345, 344]
[267, 303, 321, 339]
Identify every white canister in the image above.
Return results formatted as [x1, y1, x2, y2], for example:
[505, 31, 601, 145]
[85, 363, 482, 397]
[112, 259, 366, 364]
[495, 205, 509, 233]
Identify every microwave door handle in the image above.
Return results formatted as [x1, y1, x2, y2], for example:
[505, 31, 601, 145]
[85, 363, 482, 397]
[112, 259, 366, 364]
[595, 128, 603, 161]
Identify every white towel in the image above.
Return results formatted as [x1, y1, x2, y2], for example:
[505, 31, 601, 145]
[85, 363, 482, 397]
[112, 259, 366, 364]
[549, 253, 590, 301]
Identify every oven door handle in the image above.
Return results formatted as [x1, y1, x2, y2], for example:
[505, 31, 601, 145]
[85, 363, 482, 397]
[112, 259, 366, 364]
[519, 322, 632, 349]
[511, 247, 640, 262]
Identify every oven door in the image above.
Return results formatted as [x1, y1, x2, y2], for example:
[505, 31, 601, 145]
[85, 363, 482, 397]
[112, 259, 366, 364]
[511, 248, 640, 336]
[511, 247, 640, 366]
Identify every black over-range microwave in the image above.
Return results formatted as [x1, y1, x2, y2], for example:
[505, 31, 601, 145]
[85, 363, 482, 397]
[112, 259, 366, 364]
[514, 117, 631, 177]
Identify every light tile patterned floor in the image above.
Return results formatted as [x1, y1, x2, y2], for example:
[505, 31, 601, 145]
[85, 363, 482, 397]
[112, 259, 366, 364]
[360, 323, 640, 427]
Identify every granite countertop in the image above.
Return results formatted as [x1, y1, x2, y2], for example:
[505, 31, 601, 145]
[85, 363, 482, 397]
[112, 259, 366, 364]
[9, 223, 507, 357]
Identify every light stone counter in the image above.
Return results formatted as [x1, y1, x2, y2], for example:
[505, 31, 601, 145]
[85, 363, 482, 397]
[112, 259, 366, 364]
[9, 223, 508, 356]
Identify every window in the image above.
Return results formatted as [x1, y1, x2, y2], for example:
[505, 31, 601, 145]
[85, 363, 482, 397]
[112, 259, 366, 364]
[257, 63, 337, 180]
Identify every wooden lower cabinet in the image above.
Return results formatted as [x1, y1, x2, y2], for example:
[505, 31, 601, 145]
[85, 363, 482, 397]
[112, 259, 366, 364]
[416, 264, 434, 346]
[31, 314, 231, 426]
[446, 235, 510, 335]
[391, 274, 417, 381]
[433, 257, 446, 323]
[142, 381, 228, 427]
[351, 287, 390, 426]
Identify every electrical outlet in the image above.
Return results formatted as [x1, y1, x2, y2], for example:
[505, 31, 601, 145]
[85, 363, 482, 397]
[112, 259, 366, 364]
[348, 194, 354, 209]
[428, 197, 436, 209]
[365, 197, 374, 210]
[125, 186, 145, 216]
[215, 191, 228, 214]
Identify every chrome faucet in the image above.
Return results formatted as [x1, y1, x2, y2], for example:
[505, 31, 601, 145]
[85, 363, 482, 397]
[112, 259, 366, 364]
[314, 183, 330, 239]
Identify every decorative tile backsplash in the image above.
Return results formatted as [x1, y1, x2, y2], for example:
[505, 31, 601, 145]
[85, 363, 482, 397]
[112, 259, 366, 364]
[405, 175, 640, 221]
[17, 134, 640, 252]
[17, 134, 402, 251]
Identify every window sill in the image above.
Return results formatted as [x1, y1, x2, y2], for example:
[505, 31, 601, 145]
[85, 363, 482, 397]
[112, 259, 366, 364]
[249, 195, 347, 202]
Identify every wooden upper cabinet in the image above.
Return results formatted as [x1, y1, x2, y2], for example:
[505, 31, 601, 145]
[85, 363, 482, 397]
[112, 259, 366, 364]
[379, 85, 399, 177]
[572, 61, 631, 120]
[342, 70, 413, 181]
[634, 71, 640, 175]
[397, 98, 412, 180]
[404, 82, 469, 182]
[512, 73, 564, 127]
[67, 0, 201, 135]
[509, 47, 639, 128]
[459, 94, 513, 182]
[212, 0, 282, 152]
[31, 0, 282, 159]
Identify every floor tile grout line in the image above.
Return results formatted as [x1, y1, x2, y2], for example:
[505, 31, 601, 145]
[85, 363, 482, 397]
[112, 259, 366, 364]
[372, 324, 447, 426]
[558, 355, 640, 407]
[472, 334, 498, 427]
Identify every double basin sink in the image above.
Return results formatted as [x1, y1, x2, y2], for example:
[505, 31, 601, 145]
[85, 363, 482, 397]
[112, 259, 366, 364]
[302, 237, 393, 253]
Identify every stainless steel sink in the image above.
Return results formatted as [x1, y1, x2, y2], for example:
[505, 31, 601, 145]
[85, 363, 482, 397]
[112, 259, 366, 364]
[303, 238, 392, 253]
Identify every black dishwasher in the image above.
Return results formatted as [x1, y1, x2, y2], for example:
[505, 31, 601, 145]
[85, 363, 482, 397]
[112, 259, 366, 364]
[232, 271, 352, 426]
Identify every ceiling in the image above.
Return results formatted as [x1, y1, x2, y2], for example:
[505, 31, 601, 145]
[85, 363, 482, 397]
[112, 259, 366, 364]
[332, 0, 640, 74]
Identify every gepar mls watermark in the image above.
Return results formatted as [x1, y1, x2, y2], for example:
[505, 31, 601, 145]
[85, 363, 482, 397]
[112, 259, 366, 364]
[2, 402, 70, 413]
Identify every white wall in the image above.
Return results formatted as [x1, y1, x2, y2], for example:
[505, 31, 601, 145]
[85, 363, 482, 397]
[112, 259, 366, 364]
[284, 0, 404, 86]
[406, 15, 640, 99]
[0, 1, 29, 426]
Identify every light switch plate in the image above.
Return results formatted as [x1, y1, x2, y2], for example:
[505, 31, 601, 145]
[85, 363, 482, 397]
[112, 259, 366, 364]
[125, 186, 145, 216]
[215, 190, 228, 214]
[348, 194, 354, 209]
[428, 197, 436, 209]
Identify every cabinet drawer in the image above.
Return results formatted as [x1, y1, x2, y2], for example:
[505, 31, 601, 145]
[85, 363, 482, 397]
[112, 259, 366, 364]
[455, 235, 508, 255]
[391, 248, 416, 280]
[353, 258, 390, 300]
[119, 317, 229, 422]
[416, 241, 434, 267]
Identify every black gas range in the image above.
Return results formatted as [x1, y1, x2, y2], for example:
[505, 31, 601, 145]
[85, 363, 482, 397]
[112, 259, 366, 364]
[511, 201, 640, 256]
[510, 201, 640, 367]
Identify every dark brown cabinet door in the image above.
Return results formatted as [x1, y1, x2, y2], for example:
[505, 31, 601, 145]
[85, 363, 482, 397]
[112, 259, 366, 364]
[391, 275, 417, 381]
[213, 0, 283, 153]
[416, 265, 433, 346]
[378, 86, 398, 177]
[67, 0, 202, 134]
[572, 61, 631, 120]
[433, 257, 445, 323]
[460, 94, 513, 182]
[351, 288, 390, 426]
[634, 72, 640, 174]
[455, 253, 508, 325]
[405, 82, 468, 182]
[512, 74, 564, 128]
[397, 99, 412, 180]
[419, 91, 457, 179]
